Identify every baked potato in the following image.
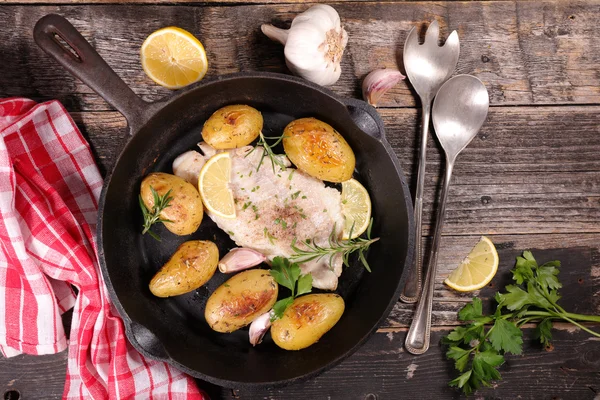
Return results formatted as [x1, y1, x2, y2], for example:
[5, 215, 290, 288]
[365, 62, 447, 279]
[271, 293, 345, 350]
[201, 104, 263, 149]
[282, 117, 355, 182]
[140, 172, 203, 235]
[149, 240, 219, 297]
[205, 269, 278, 333]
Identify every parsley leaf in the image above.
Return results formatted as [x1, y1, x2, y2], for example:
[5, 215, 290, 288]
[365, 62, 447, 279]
[269, 257, 313, 320]
[269, 257, 300, 294]
[271, 297, 294, 321]
[533, 317, 553, 346]
[296, 273, 313, 296]
[489, 319, 523, 355]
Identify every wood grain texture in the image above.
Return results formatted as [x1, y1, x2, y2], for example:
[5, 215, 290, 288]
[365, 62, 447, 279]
[2, 327, 599, 399]
[1, 2, 600, 110]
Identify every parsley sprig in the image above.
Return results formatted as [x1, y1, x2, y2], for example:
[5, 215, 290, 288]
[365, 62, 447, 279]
[138, 187, 173, 241]
[444, 251, 600, 395]
[269, 257, 313, 321]
[246, 131, 287, 172]
[289, 219, 379, 272]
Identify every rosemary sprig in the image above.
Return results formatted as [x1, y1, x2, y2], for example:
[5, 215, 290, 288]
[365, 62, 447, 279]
[246, 131, 287, 172]
[289, 219, 379, 272]
[139, 186, 173, 241]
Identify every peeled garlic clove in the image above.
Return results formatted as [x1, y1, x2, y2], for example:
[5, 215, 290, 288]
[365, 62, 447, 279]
[362, 68, 405, 107]
[261, 5, 348, 86]
[249, 311, 272, 346]
[218, 248, 267, 273]
[172, 150, 205, 187]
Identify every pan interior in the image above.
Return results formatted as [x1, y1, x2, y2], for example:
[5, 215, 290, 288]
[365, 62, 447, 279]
[100, 75, 411, 386]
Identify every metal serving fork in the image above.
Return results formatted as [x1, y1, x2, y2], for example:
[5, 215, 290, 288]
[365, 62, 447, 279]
[400, 20, 460, 303]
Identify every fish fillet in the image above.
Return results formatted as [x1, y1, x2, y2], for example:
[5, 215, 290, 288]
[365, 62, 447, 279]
[178, 145, 345, 290]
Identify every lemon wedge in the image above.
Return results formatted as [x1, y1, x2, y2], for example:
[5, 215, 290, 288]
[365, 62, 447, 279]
[444, 236, 499, 292]
[341, 179, 372, 240]
[141, 27, 208, 89]
[198, 152, 236, 219]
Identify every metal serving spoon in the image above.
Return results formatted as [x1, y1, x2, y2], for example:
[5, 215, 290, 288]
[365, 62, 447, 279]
[401, 20, 460, 303]
[405, 75, 489, 354]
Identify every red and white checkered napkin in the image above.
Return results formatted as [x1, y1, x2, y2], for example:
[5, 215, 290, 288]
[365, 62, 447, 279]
[0, 98, 206, 399]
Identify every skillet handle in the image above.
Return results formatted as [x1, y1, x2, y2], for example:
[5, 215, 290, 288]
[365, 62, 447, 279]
[125, 320, 169, 361]
[343, 98, 385, 141]
[33, 14, 149, 132]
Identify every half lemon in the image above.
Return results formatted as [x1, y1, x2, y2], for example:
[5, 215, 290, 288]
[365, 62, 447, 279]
[444, 236, 499, 292]
[198, 152, 236, 219]
[141, 27, 208, 89]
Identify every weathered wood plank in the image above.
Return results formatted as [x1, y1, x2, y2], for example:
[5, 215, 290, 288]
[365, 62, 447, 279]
[2, 326, 599, 399]
[68, 106, 600, 236]
[2, 2, 600, 109]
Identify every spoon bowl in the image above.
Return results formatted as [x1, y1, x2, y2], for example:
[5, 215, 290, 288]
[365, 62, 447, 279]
[433, 75, 490, 158]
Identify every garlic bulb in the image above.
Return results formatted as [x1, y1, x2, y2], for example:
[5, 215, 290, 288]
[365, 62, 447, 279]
[362, 68, 405, 107]
[261, 5, 348, 86]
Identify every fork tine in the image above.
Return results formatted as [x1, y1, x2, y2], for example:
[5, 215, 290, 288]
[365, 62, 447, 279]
[404, 26, 419, 48]
[443, 30, 460, 49]
[424, 20, 440, 44]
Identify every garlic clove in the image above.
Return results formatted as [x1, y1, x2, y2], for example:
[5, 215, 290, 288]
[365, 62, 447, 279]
[249, 311, 272, 346]
[362, 68, 405, 107]
[218, 247, 267, 273]
[172, 150, 205, 187]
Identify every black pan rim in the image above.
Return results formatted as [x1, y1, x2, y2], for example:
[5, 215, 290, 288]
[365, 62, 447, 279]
[97, 71, 415, 389]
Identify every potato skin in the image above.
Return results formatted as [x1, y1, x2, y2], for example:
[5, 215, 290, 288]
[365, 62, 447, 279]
[140, 172, 203, 235]
[149, 241, 219, 298]
[201, 105, 263, 149]
[271, 294, 345, 350]
[205, 269, 278, 333]
[282, 118, 355, 182]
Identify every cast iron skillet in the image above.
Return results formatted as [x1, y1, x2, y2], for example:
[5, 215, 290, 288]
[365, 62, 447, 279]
[34, 14, 414, 388]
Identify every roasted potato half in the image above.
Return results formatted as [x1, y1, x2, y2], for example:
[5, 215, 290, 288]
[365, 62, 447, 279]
[282, 117, 355, 182]
[140, 172, 203, 235]
[149, 240, 219, 298]
[271, 293, 345, 350]
[205, 269, 278, 333]
[201, 104, 263, 149]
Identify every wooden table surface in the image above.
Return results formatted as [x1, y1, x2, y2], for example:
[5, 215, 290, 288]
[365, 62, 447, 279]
[1, 1, 600, 399]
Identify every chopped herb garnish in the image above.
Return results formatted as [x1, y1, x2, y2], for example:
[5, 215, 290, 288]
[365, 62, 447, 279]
[263, 228, 276, 244]
[288, 169, 296, 181]
[242, 201, 252, 210]
[301, 195, 307, 199]
[274, 218, 288, 229]
[291, 191, 301, 200]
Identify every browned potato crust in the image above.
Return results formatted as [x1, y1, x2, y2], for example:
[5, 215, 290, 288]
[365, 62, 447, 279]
[282, 117, 355, 182]
[140, 172, 203, 235]
[271, 294, 345, 350]
[149, 241, 219, 298]
[201, 105, 263, 149]
[205, 269, 278, 333]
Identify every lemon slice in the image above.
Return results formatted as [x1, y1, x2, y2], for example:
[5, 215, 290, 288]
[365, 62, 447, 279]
[341, 179, 372, 240]
[141, 27, 208, 89]
[198, 152, 236, 219]
[444, 236, 499, 292]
